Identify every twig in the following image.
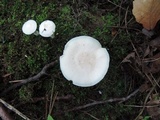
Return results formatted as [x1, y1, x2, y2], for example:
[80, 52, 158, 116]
[49, 81, 58, 115]
[108, 0, 127, 11]
[110, 0, 123, 43]
[107, 26, 141, 32]
[1, 60, 58, 97]
[49, 81, 55, 114]
[134, 78, 160, 120]
[0, 103, 13, 120]
[0, 99, 30, 120]
[45, 94, 49, 119]
[81, 111, 100, 120]
[124, 104, 160, 108]
[56, 94, 74, 101]
[50, 92, 58, 114]
[150, 74, 160, 88]
[55, 88, 140, 115]
[124, 6, 129, 34]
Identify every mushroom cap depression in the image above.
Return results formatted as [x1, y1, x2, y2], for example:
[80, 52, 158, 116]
[60, 36, 110, 87]
[22, 20, 37, 35]
[39, 20, 56, 37]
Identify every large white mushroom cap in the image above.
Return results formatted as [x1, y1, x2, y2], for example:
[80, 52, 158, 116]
[60, 36, 110, 87]
[39, 20, 56, 37]
[22, 20, 37, 35]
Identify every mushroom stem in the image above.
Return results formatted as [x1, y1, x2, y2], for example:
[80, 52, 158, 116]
[33, 30, 39, 36]
[50, 33, 55, 39]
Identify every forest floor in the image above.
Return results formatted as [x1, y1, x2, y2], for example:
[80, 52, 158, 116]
[0, 0, 160, 120]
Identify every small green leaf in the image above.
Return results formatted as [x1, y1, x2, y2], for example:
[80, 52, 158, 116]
[47, 114, 54, 120]
[143, 116, 151, 120]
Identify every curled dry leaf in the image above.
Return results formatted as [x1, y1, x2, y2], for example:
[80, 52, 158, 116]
[121, 52, 135, 63]
[132, 0, 160, 30]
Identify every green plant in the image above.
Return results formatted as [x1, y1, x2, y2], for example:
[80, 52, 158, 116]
[47, 114, 54, 120]
[143, 116, 151, 120]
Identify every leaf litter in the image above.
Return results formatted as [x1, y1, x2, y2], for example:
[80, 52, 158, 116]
[122, 2, 160, 117]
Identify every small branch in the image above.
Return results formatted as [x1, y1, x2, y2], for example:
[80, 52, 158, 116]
[81, 111, 100, 120]
[55, 88, 140, 115]
[107, 26, 141, 32]
[1, 60, 58, 97]
[0, 99, 30, 120]
[56, 94, 74, 101]
[0, 103, 13, 120]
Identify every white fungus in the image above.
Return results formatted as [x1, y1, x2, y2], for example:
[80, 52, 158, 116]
[39, 20, 56, 38]
[60, 36, 110, 87]
[22, 20, 37, 35]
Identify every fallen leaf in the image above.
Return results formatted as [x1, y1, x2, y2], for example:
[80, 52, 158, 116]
[139, 82, 149, 93]
[121, 52, 135, 63]
[142, 53, 160, 73]
[132, 0, 160, 30]
[147, 95, 160, 120]
[150, 36, 160, 48]
[143, 46, 150, 58]
[111, 28, 118, 37]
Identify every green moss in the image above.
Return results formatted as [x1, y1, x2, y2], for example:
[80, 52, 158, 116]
[19, 84, 33, 102]
[0, 0, 140, 119]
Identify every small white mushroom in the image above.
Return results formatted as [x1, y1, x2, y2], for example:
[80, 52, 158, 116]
[60, 36, 110, 87]
[22, 20, 37, 35]
[39, 20, 56, 38]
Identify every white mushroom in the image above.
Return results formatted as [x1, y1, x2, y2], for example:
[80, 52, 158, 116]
[22, 20, 37, 35]
[60, 36, 110, 87]
[39, 20, 56, 38]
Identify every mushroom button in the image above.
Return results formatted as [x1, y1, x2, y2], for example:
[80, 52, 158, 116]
[22, 20, 37, 35]
[39, 20, 56, 38]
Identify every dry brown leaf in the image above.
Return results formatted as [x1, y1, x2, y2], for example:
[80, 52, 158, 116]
[143, 53, 160, 73]
[147, 95, 160, 120]
[150, 36, 160, 48]
[143, 46, 150, 58]
[139, 82, 149, 92]
[111, 28, 118, 37]
[133, 0, 160, 30]
[121, 52, 135, 63]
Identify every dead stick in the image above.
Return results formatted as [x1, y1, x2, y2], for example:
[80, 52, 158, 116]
[0, 103, 13, 120]
[55, 88, 140, 115]
[1, 60, 58, 97]
[0, 99, 30, 120]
